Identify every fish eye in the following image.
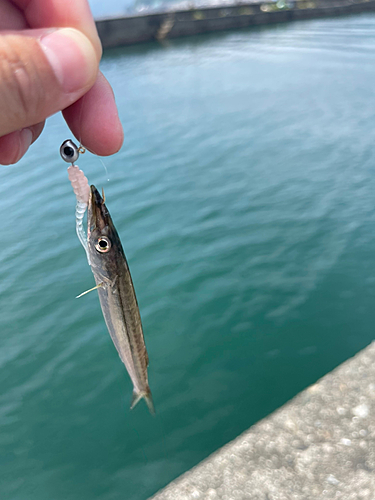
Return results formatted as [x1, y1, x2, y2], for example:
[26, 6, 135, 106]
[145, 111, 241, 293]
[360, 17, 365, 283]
[95, 237, 111, 253]
[60, 140, 79, 163]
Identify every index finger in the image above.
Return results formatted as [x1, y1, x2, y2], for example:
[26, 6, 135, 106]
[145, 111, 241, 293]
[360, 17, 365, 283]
[10, 0, 101, 58]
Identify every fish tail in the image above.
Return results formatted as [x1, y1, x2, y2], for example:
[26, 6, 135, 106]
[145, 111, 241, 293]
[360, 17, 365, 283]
[130, 388, 155, 415]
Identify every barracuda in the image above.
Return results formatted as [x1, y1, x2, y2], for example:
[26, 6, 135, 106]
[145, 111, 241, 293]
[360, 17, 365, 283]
[61, 140, 154, 414]
[87, 185, 154, 414]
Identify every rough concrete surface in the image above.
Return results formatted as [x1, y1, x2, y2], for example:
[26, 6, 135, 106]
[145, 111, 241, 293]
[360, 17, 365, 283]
[151, 342, 375, 500]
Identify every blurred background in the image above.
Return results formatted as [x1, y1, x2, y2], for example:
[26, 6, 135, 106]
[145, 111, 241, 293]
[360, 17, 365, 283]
[90, 0, 253, 17]
[1, 4, 375, 500]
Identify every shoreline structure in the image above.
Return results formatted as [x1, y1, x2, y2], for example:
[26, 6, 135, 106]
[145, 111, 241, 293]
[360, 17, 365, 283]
[96, 0, 375, 47]
[151, 342, 375, 499]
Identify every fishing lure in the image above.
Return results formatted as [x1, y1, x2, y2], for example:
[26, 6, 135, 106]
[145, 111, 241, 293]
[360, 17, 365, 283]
[60, 140, 154, 414]
[61, 140, 91, 263]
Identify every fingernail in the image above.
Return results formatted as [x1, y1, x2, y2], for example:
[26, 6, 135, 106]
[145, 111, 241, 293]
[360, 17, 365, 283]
[19, 128, 33, 157]
[40, 28, 97, 94]
[7, 128, 33, 165]
[16, 128, 33, 163]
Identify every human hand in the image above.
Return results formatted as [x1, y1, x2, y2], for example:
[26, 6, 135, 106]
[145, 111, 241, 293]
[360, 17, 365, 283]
[0, 0, 124, 165]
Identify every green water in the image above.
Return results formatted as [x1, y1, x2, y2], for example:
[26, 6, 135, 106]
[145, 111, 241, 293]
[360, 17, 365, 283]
[2, 14, 375, 500]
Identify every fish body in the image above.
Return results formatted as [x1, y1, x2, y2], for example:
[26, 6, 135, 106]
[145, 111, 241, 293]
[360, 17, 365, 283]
[87, 185, 154, 414]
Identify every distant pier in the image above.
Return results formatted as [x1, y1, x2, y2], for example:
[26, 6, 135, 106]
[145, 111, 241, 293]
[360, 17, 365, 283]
[96, 0, 375, 47]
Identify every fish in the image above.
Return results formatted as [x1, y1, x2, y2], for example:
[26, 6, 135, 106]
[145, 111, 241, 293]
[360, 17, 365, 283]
[86, 185, 155, 415]
[61, 140, 154, 414]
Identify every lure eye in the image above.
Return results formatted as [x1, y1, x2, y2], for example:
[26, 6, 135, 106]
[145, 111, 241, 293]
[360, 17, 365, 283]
[60, 140, 79, 164]
[95, 237, 111, 253]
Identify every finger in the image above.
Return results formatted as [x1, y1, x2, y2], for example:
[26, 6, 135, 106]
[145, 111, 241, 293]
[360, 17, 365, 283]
[0, 0, 27, 29]
[63, 72, 124, 156]
[11, 0, 101, 60]
[0, 121, 44, 165]
[0, 29, 98, 136]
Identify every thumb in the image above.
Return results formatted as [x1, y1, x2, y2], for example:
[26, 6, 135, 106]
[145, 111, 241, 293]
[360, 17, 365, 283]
[0, 28, 99, 137]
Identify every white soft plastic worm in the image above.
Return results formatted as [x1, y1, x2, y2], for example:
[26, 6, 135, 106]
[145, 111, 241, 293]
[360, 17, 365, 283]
[67, 165, 91, 264]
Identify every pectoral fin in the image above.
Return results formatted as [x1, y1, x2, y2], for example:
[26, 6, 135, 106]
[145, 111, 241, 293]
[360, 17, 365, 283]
[76, 282, 104, 298]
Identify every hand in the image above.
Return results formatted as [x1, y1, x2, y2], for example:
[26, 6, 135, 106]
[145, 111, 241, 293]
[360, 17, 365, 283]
[0, 0, 124, 165]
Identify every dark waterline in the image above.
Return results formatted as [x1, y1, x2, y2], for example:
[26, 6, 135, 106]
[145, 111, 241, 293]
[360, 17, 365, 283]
[1, 14, 375, 500]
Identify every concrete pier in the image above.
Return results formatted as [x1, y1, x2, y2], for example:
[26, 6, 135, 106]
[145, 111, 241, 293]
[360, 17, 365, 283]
[150, 342, 375, 499]
[96, 0, 375, 48]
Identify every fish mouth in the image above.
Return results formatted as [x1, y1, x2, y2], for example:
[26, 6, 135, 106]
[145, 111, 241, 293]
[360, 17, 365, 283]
[88, 185, 111, 234]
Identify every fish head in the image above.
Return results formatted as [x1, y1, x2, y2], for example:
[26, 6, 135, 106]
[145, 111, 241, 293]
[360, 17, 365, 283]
[87, 185, 124, 275]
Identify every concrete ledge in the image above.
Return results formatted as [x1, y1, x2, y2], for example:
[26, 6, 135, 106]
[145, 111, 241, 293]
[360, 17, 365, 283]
[150, 342, 375, 499]
[96, 0, 375, 47]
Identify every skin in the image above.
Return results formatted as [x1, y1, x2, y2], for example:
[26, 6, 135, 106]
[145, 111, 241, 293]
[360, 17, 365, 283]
[0, 0, 124, 165]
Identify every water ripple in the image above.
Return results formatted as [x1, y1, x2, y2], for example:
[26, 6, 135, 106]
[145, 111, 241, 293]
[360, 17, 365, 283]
[2, 14, 375, 500]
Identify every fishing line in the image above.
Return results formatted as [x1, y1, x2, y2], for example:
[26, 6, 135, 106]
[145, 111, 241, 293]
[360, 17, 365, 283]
[98, 156, 110, 183]
[77, 92, 86, 153]
[76, 92, 111, 183]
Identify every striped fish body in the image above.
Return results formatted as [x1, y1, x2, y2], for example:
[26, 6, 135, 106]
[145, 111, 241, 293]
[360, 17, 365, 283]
[87, 186, 154, 414]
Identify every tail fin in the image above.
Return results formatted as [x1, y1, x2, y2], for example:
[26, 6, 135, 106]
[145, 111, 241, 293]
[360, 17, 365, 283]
[130, 388, 155, 415]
